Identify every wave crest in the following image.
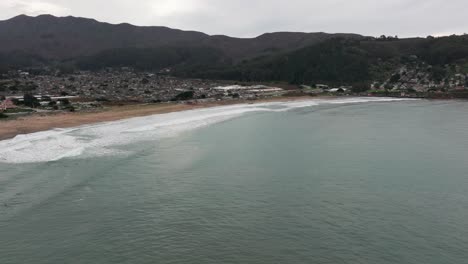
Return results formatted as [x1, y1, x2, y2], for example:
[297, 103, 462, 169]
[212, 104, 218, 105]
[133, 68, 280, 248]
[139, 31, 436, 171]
[0, 97, 413, 163]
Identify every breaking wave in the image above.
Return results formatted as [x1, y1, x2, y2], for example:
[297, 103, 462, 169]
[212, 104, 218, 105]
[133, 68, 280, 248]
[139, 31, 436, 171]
[0, 97, 413, 163]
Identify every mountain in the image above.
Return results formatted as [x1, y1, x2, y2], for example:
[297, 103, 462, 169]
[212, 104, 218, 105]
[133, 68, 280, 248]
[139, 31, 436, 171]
[0, 14, 210, 60]
[0, 14, 360, 61]
[1, 14, 468, 86]
[173, 35, 468, 86]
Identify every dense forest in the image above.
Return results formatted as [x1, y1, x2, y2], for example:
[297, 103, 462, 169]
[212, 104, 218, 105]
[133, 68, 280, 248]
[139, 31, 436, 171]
[3, 35, 468, 86]
[173, 35, 468, 85]
[75, 46, 229, 71]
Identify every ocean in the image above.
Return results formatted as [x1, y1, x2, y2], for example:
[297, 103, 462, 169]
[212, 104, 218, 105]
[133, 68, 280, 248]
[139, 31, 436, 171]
[1, 98, 468, 264]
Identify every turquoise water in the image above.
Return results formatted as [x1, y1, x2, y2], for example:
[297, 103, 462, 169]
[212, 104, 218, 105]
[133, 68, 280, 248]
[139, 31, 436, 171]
[1, 99, 468, 263]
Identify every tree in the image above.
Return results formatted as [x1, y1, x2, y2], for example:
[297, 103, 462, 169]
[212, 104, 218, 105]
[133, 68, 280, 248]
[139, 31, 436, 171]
[10, 98, 19, 105]
[23, 93, 39, 108]
[21, 83, 38, 92]
[0, 65, 9, 76]
[57, 63, 76, 75]
[384, 83, 393, 90]
[407, 88, 417, 93]
[389, 73, 401, 83]
[59, 98, 70, 106]
[351, 82, 371, 93]
[172, 91, 194, 101]
[430, 66, 447, 82]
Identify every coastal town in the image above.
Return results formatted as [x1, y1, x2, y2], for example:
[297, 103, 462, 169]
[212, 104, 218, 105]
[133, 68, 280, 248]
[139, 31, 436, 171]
[0, 68, 291, 116]
[1, 65, 468, 118]
[372, 64, 468, 94]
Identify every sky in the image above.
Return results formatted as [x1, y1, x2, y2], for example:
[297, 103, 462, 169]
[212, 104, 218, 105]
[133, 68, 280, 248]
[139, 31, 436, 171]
[0, 0, 466, 38]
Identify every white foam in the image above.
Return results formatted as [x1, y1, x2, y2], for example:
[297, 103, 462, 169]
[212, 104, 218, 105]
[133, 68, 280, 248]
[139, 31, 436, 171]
[0, 97, 415, 163]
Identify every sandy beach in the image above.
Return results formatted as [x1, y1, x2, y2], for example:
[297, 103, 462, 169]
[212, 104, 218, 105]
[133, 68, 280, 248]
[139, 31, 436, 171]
[0, 96, 318, 141]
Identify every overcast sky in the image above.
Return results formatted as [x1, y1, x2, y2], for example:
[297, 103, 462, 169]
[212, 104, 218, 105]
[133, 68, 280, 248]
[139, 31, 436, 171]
[0, 0, 466, 38]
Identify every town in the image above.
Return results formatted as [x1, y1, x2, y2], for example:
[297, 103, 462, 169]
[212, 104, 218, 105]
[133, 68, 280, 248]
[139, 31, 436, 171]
[1, 64, 468, 118]
[0, 68, 291, 117]
[371, 63, 468, 96]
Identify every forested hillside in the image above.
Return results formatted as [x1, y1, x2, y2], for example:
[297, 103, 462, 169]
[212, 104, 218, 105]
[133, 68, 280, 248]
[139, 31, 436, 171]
[1, 15, 468, 87]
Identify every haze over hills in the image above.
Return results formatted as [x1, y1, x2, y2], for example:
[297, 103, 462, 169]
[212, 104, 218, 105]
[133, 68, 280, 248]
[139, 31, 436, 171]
[1, 14, 468, 86]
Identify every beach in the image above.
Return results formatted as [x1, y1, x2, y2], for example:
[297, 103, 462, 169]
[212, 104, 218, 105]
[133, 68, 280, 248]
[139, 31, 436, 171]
[0, 96, 318, 141]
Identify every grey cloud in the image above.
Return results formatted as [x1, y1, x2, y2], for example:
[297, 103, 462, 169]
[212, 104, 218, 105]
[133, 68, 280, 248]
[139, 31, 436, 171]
[0, 0, 466, 37]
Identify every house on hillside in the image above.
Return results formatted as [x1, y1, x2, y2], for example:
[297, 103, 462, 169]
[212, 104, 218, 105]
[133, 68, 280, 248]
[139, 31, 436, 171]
[316, 84, 329, 90]
[329, 88, 348, 93]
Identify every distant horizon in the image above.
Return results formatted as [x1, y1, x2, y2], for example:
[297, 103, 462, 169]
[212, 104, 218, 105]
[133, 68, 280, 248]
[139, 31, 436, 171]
[2, 13, 465, 40]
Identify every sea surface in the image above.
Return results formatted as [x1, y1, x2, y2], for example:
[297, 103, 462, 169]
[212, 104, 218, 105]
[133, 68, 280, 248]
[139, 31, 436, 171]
[1, 98, 468, 264]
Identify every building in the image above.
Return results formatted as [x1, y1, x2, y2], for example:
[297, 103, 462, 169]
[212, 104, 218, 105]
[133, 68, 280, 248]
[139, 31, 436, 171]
[316, 84, 329, 89]
[1, 98, 16, 110]
[329, 88, 348, 93]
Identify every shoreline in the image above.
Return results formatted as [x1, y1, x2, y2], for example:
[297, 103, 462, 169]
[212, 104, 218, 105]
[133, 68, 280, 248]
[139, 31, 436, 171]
[0, 96, 323, 141]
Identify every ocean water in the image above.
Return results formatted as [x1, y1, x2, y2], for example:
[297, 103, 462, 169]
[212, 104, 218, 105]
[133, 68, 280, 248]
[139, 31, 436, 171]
[1, 98, 468, 264]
